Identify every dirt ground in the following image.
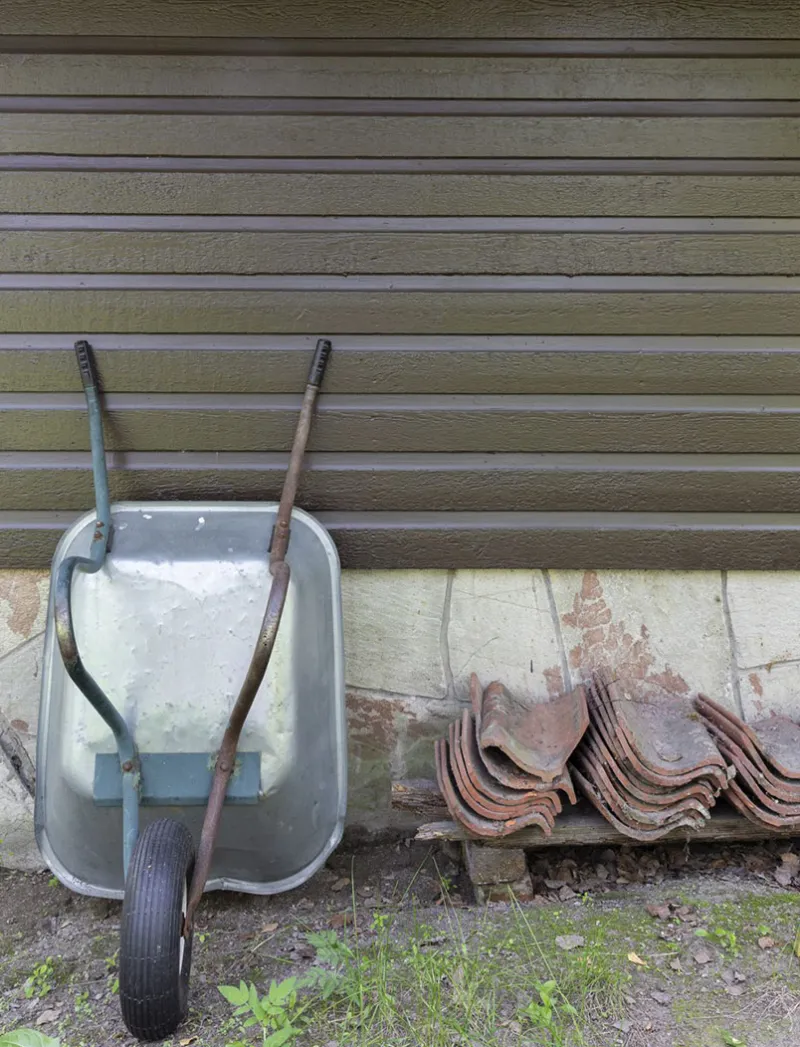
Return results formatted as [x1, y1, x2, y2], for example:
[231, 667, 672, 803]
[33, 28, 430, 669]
[1, 836, 799, 1047]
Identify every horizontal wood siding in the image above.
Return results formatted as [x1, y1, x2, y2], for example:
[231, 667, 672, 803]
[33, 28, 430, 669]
[3, 394, 800, 454]
[3, 453, 800, 513]
[1, 1, 797, 568]
[4, 337, 800, 395]
[5, 0, 800, 38]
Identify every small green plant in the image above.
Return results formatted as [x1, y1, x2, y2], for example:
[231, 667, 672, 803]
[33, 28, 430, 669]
[302, 929, 357, 1000]
[219, 977, 310, 1047]
[518, 979, 577, 1046]
[74, 989, 92, 1016]
[47, 876, 59, 888]
[720, 1033, 747, 1047]
[23, 958, 55, 999]
[695, 926, 739, 955]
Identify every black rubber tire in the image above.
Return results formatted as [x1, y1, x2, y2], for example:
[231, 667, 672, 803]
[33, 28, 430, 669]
[119, 818, 195, 1042]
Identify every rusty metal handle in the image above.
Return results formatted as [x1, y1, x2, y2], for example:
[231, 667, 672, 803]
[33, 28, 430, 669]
[185, 339, 332, 929]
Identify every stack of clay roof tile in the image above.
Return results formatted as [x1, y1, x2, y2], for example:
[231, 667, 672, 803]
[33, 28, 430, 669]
[435, 673, 588, 838]
[570, 676, 734, 840]
[695, 694, 800, 829]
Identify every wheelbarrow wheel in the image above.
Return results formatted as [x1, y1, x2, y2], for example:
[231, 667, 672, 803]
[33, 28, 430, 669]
[119, 818, 195, 1041]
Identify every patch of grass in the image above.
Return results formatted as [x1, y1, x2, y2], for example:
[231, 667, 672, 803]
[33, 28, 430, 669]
[694, 894, 800, 945]
[218, 887, 637, 1047]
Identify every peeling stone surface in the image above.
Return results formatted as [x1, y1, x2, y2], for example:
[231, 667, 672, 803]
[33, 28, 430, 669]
[726, 572, 800, 669]
[0, 635, 45, 869]
[727, 573, 800, 719]
[0, 758, 39, 871]
[550, 570, 733, 706]
[341, 570, 448, 698]
[0, 570, 48, 660]
[0, 634, 44, 746]
[447, 569, 565, 701]
[738, 663, 800, 720]
[346, 689, 456, 831]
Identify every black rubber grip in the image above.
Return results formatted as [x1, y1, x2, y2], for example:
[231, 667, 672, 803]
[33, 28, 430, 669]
[73, 340, 100, 392]
[307, 338, 333, 388]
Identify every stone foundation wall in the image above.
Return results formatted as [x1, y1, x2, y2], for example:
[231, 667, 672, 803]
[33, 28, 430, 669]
[1, 567, 794, 869]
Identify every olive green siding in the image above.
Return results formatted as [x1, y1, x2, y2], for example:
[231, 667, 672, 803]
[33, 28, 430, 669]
[2, 0, 799, 568]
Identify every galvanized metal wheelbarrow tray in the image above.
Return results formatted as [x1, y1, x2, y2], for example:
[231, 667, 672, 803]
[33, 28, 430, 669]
[35, 339, 346, 1041]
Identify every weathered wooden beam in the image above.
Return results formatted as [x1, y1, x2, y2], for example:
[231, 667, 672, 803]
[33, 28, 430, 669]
[391, 778, 449, 819]
[393, 779, 799, 848]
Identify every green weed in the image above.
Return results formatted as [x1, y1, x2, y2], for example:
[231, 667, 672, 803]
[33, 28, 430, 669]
[695, 926, 739, 956]
[519, 978, 577, 1046]
[22, 958, 55, 1000]
[218, 977, 308, 1047]
[73, 990, 92, 1017]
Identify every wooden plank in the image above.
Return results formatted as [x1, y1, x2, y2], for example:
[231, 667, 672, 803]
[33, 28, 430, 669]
[10, 275, 797, 289]
[5, 336, 800, 396]
[414, 810, 798, 847]
[3, 114, 797, 157]
[7, 216, 796, 230]
[3, 393, 800, 454]
[2, 173, 796, 217]
[7, 509, 800, 570]
[326, 513, 800, 569]
[6, 451, 800, 512]
[5, 230, 800, 275]
[6, 0, 800, 39]
[10, 158, 795, 172]
[3, 54, 800, 99]
[4, 290, 800, 334]
[391, 780, 449, 820]
[5, 38, 800, 58]
[391, 780, 800, 846]
[7, 39, 800, 58]
[8, 98, 800, 116]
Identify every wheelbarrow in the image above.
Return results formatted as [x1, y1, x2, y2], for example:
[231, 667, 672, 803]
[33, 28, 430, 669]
[36, 339, 346, 1040]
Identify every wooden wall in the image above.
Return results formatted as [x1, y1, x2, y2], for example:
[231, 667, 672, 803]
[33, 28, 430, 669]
[2, 1, 800, 567]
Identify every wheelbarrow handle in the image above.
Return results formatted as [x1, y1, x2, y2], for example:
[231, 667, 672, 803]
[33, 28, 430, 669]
[185, 337, 333, 931]
[74, 338, 103, 394]
[269, 338, 332, 566]
[56, 341, 140, 875]
[308, 337, 332, 388]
